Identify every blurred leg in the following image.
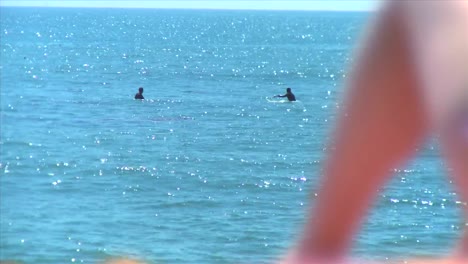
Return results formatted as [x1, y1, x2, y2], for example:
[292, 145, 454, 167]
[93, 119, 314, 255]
[403, 1, 468, 258]
[282, 1, 468, 263]
[440, 110, 468, 258]
[291, 2, 429, 261]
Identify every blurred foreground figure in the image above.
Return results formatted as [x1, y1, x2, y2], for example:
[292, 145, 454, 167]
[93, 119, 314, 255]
[282, 1, 468, 263]
[101, 258, 143, 264]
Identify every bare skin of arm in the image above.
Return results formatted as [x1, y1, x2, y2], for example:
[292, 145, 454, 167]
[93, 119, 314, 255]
[281, 1, 468, 263]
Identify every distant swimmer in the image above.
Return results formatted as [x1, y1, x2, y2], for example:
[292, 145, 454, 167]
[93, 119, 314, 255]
[134, 87, 144, 100]
[274, 87, 296, 101]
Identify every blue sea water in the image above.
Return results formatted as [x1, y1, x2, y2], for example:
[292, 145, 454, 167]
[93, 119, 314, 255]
[0, 7, 465, 264]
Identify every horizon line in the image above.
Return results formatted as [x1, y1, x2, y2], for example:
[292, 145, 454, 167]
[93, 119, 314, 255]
[0, 1, 379, 12]
[0, 5, 375, 12]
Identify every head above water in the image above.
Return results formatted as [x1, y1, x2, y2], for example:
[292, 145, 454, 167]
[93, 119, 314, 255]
[286, 87, 291, 93]
[138, 87, 144, 93]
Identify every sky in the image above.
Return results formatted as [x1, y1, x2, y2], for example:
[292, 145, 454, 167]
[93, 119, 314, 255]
[0, 0, 379, 11]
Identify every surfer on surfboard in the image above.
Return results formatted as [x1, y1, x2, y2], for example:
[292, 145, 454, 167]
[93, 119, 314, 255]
[274, 87, 296, 101]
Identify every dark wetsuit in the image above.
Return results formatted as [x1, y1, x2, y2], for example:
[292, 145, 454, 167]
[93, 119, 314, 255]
[135, 93, 144, 100]
[277, 92, 296, 101]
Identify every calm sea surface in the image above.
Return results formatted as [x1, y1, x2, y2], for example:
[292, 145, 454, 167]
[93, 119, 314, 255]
[0, 7, 464, 264]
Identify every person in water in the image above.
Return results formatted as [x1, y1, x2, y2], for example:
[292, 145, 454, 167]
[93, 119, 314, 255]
[281, 1, 468, 263]
[134, 87, 144, 100]
[274, 87, 296, 101]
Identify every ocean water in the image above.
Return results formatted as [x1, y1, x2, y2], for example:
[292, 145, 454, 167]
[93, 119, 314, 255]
[0, 7, 465, 264]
